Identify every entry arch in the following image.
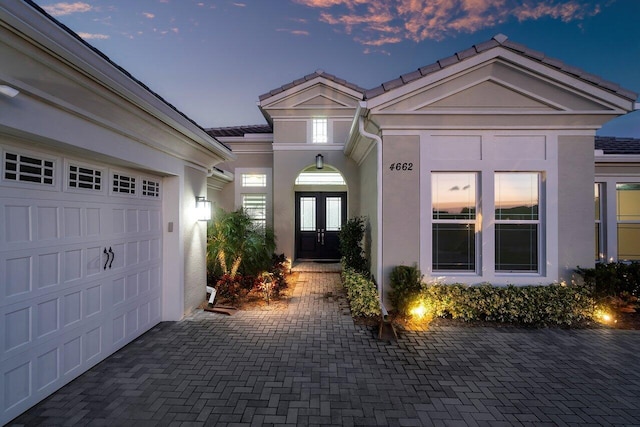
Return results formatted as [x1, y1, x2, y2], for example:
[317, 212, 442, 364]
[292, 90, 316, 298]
[293, 165, 348, 261]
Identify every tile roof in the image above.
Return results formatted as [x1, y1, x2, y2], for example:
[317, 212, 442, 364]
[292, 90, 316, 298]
[365, 34, 638, 102]
[595, 136, 640, 155]
[258, 70, 366, 102]
[206, 124, 273, 137]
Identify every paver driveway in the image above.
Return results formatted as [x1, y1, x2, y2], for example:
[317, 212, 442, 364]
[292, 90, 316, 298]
[9, 271, 640, 426]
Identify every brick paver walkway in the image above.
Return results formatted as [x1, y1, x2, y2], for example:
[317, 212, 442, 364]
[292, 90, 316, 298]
[9, 271, 640, 426]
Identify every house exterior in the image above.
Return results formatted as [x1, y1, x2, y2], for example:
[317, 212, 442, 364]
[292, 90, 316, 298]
[0, 1, 233, 423]
[2, 0, 639, 423]
[207, 35, 638, 304]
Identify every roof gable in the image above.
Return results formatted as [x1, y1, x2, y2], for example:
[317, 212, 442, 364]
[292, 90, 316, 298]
[259, 70, 365, 104]
[375, 59, 613, 114]
[366, 34, 637, 104]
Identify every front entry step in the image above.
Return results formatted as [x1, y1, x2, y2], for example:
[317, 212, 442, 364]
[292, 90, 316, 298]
[291, 261, 342, 273]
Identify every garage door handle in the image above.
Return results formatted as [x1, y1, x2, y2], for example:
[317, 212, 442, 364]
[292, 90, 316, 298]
[108, 247, 115, 269]
[103, 248, 109, 270]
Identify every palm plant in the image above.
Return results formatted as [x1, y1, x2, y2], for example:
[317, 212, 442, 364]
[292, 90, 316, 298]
[207, 208, 276, 280]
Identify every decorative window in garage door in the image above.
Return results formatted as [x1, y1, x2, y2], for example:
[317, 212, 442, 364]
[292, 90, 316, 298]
[112, 172, 136, 195]
[68, 164, 102, 191]
[3, 151, 54, 185]
[142, 179, 160, 197]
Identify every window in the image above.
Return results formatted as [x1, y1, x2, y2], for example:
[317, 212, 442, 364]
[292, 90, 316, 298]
[68, 164, 101, 191]
[243, 194, 266, 229]
[432, 173, 477, 271]
[312, 118, 328, 143]
[616, 183, 640, 260]
[495, 173, 540, 272]
[595, 184, 603, 261]
[325, 197, 342, 231]
[142, 179, 160, 197]
[112, 173, 136, 194]
[242, 174, 267, 187]
[295, 171, 345, 185]
[4, 151, 54, 185]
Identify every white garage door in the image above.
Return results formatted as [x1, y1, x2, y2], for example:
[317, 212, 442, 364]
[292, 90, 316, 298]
[0, 145, 163, 423]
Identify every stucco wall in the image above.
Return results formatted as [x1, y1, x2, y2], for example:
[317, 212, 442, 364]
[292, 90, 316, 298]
[558, 136, 596, 281]
[381, 135, 421, 300]
[183, 165, 208, 315]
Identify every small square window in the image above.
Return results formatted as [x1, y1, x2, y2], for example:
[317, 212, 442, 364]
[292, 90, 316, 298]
[312, 118, 328, 144]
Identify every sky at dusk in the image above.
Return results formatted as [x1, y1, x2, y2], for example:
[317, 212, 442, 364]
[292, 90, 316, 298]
[32, 0, 640, 136]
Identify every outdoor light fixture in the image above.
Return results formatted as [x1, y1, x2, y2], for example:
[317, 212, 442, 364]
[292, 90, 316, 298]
[195, 196, 212, 221]
[0, 85, 20, 98]
[315, 153, 324, 169]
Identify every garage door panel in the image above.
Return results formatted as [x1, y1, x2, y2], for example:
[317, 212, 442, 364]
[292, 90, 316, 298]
[1, 149, 163, 424]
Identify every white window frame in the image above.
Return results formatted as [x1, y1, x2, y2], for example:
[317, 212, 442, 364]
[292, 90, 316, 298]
[431, 172, 479, 273]
[595, 183, 604, 261]
[312, 118, 328, 143]
[419, 131, 557, 285]
[494, 172, 542, 273]
[615, 182, 640, 261]
[235, 168, 272, 228]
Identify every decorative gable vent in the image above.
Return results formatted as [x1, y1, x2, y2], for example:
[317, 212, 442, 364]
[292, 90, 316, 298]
[4, 151, 54, 185]
[142, 179, 160, 197]
[68, 164, 102, 190]
[112, 173, 136, 194]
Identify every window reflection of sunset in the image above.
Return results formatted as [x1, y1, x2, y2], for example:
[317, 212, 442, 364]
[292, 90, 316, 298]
[495, 173, 538, 210]
[432, 173, 476, 215]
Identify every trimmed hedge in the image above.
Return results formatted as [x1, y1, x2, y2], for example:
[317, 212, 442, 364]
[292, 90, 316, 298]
[422, 283, 594, 327]
[342, 267, 381, 317]
[390, 265, 595, 327]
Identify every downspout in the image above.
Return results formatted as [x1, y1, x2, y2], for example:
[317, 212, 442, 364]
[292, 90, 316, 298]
[357, 114, 384, 307]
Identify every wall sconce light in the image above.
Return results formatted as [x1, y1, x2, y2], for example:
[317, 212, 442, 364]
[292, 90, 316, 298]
[0, 85, 20, 98]
[195, 196, 212, 221]
[315, 153, 324, 170]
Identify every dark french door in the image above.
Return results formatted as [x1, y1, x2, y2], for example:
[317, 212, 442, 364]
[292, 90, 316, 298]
[295, 192, 347, 260]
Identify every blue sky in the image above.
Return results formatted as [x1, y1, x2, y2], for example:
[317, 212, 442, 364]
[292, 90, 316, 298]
[34, 0, 640, 136]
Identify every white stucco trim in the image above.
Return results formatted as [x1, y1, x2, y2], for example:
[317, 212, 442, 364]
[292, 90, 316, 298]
[272, 143, 345, 151]
[259, 77, 364, 107]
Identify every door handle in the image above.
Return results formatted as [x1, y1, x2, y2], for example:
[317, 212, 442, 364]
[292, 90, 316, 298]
[321, 229, 325, 245]
[103, 248, 109, 270]
[317, 229, 321, 243]
[108, 247, 115, 269]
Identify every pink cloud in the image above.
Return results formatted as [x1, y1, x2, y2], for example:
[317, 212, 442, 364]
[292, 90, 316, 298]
[77, 32, 109, 40]
[277, 28, 311, 36]
[142, 12, 155, 19]
[42, 2, 93, 16]
[294, 0, 606, 45]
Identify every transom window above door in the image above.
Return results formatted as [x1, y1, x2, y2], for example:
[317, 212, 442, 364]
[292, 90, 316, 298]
[295, 165, 346, 186]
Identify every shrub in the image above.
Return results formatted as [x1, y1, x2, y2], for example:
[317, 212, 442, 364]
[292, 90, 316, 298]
[419, 283, 594, 327]
[207, 208, 276, 282]
[339, 216, 368, 274]
[389, 265, 423, 316]
[576, 262, 640, 299]
[342, 267, 381, 317]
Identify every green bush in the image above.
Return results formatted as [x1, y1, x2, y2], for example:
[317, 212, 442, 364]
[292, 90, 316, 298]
[576, 262, 640, 299]
[342, 267, 381, 317]
[338, 216, 368, 274]
[420, 283, 594, 327]
[389, 265, 423, 316]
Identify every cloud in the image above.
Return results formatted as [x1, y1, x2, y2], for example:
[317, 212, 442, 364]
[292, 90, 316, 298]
[142, 12, 155, 19]
[233, 2, 247, 6]
[293, 0, 606, 45]
[42, 2, 93, 16]
[77, 32, 110, 40]
[277, 28, 310, 36]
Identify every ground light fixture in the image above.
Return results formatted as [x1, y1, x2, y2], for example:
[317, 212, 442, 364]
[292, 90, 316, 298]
[195, 196, 212, 221]
[315, 153, 324, 169]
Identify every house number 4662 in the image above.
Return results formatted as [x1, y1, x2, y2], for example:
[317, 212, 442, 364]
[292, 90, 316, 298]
[389, 162, 413, 171]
